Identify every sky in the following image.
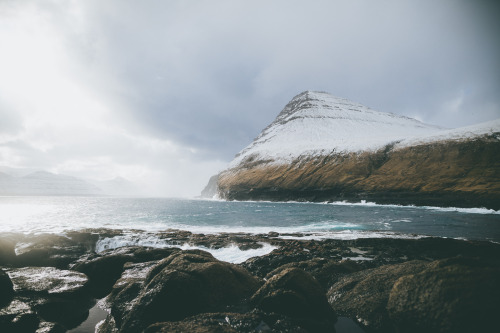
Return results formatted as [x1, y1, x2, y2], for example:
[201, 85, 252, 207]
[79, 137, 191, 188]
[0, 0, 499, 197]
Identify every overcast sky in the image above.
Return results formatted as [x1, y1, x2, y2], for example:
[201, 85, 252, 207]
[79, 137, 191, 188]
[0, 0, 499, 196]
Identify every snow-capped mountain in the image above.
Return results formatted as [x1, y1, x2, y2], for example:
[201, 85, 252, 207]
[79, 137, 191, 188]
[213, 91, 500, 209]
[230, 91, 442, 168]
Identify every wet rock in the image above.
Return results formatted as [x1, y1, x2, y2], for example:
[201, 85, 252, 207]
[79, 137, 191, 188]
[0, 236, 16, 265]
[146, 319, 237, 333]
[327, 260, 429, 332]
[14, 234, 88, 269]
[65, 231, 101, 252]
[36, 298, 94, 330]
[107, 261, 159, 327]
[8, 267, 88, 297]
[72, 246, 179, 297]
[241, 239, 344, 279]
[5, 267, 93, 330]
[96, 315, 118, 333]
[118, 250, 262, 333]
[0, 268, 14, 307]
[251, 267, 336, 332]
[265, 258, 362, 290]
[144, 311, 312, 333]
[0, 299, 40, 333]
[387, 257, 500, 333]
[35, 321, 66, 333]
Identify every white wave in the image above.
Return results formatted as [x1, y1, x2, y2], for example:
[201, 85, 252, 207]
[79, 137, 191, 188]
[278, 230, 427, 240]
[178, 242, 277, 264]
[423, 206, 500, 215]
[327, 200, 500, 215]
[216, 198, 500, 215]
[95, 234, 276, 264]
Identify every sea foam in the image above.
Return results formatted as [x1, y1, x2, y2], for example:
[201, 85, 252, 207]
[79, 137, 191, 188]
[95, 234, 277, 264]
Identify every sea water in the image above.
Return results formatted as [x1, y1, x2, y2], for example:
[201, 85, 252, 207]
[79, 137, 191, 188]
[1, 196, 499, 245]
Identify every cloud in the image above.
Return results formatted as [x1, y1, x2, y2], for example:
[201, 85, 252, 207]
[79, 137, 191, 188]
[0, 0, 498, 196]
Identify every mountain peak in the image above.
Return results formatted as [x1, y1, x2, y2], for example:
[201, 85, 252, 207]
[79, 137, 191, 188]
[231, 91, 442, 167]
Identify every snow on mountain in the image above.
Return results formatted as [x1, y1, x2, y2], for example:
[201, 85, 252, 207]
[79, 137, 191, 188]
[395, 119, 500, 149]
[215, 91, 500, 209]
[230, 91, 444, 168]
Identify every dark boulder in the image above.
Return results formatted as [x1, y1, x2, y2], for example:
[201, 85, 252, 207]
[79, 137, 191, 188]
[0, 237, 16, 265]
[6, 267, 94, 330]
[72, 246, 179, 297]
[387, 257, 500, 333]
[327, 260, 429, 332]
[0, 269, 14, 307]
[252, 267, 337, 332]
[118, 250, 262, 333]
[107, 261, 160, 327]
[35, 321, 66, 333]
[8, 267, 88, 297]
[0, 299, 39, 333]
[241, 239, 343, 278]
[14, 234, 88, 269]
[265, 258, 362, 290]
[144, 311, 314, 333]
[72, 253, 131, 298]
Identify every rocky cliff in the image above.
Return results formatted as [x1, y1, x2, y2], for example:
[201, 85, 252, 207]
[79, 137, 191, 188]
[213, 91, 500, 209]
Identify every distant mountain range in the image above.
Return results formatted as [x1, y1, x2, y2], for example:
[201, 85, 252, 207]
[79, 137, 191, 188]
[204, 91, 500, 209]
[0, 170, 139, 196]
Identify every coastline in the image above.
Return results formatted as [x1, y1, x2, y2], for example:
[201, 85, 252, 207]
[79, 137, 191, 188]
[1, 229, 499, 332]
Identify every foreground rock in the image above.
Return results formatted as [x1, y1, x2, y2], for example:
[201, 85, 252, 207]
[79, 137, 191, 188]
[327, 260, 430, 331]
[387, 257, 500, 333]
[1, 267, 92, 332]
[116, 250, 262, 333]
[1, 229, 500, 332]
[0, 269, 14, 307]
[252, 267, 336, 332]
[72, 246, 179, 297]
[14, 234, 89, 269]
[328, 257, 500, 333]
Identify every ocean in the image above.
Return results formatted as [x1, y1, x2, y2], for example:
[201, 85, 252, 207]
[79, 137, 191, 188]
[1, 196, 499, 263]
[2, 196, 499, 333]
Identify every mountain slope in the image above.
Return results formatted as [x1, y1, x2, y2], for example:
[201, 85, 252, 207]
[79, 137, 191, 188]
[215, 91, 500, 209]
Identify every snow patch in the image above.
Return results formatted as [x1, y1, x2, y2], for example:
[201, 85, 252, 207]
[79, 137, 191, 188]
[227, 91, 499, 169]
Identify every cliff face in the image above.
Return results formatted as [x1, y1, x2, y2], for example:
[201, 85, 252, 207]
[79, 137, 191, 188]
[214, 91, 500, 209]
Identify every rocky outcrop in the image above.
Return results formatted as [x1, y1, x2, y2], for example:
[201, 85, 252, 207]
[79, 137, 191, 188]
[1, 229, 500, 332]
[200, 174, 219, 198]
[251, 267, 336, 332]
[1, 267, 93, 332]
[387, 257, 500, 333]
[219, 136, 500, 209]
[327, 260, 430, 331]
[0, 269, 14, 307]
[117, 250, 262, 333]
[72, 246, 179, 297]
[213, 91, 500, 209]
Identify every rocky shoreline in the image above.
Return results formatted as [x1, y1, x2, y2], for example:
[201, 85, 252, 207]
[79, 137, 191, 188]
[1, 229, 499, 332]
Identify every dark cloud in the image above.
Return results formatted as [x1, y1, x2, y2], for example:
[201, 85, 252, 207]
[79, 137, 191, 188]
[52, 0, 498, 160]
[1, 0, 499, 195]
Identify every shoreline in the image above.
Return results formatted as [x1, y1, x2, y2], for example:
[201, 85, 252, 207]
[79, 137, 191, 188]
[1, 229, 500, 332]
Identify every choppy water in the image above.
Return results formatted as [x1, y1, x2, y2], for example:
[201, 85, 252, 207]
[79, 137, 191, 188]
[1, 196, 499, 242]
